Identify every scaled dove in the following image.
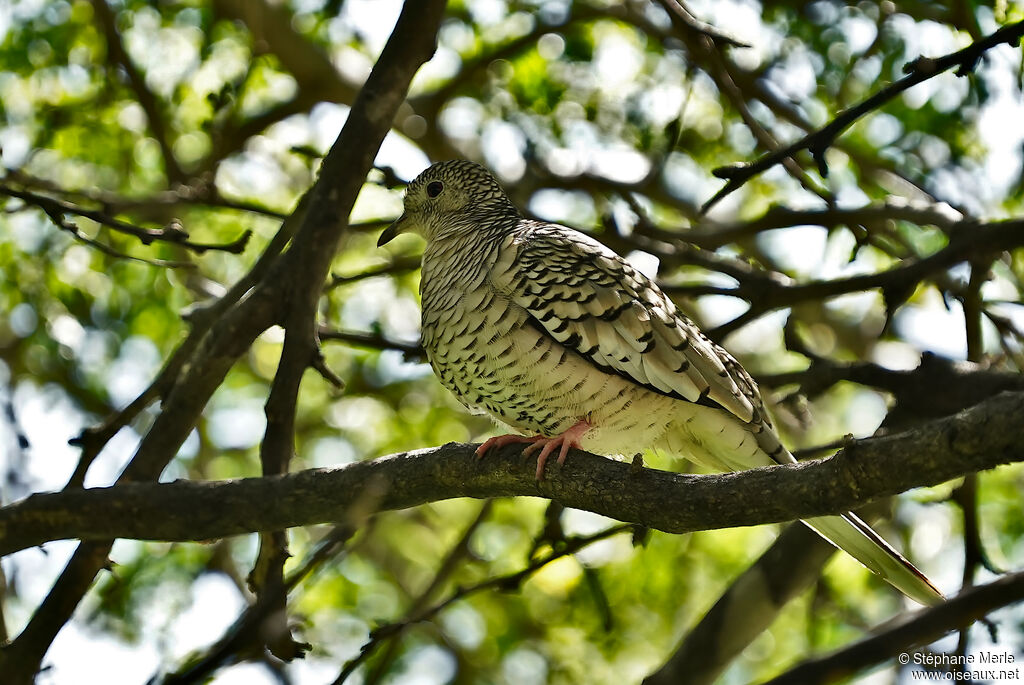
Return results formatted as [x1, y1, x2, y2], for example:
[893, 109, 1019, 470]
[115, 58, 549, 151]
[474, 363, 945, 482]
[378, 160, 942, 605]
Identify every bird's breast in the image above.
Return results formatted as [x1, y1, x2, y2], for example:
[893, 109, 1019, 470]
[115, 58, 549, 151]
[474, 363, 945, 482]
[420, 279, 679, 450]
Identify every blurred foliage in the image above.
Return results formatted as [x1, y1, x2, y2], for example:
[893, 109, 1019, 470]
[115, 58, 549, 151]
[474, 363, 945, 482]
[1, 1, 1023, 684]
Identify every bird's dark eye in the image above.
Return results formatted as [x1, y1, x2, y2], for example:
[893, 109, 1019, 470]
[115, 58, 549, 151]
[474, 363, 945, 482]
[426, 181, 444, 198]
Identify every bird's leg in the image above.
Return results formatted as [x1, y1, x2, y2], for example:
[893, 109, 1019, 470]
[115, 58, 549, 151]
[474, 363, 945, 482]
[475, 434, 541, 458]
[522, 420, 591, 480]
[475, 420, 592, 480]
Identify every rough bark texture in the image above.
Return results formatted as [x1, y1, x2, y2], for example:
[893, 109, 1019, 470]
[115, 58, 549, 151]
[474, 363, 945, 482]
[0, 2, 448, 682]
[3, 390, 1021, 555]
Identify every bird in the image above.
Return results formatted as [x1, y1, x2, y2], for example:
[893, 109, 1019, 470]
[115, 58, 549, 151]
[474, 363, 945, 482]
[377, 159, 943, 606]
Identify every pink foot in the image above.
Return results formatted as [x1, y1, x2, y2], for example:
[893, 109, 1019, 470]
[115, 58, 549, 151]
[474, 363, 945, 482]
[475, 434, 540, 459]
[475, 420, 591, 480]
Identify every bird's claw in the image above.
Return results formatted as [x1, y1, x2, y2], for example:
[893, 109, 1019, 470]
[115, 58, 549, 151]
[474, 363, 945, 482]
[476, 420, 591, 480]
[474, 434, 537, 459]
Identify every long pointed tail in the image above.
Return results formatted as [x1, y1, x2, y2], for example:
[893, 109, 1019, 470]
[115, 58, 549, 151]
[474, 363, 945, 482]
[803, 512, 943, 605]
[663, 409, 942, 602]
[663, 410, 944, 604]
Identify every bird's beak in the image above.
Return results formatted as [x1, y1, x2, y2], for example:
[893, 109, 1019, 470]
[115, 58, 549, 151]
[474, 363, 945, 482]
[377, 214, 407, 247]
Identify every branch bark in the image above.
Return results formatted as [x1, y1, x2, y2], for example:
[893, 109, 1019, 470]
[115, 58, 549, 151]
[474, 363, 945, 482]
[644, 523, 838, 685]
[0, 1, 447, 681]
[701, 19, 1024, 212]
[667, 217, 1024, 338]
[758, 571, 1024, 685]
[2, 391, 1022, 557]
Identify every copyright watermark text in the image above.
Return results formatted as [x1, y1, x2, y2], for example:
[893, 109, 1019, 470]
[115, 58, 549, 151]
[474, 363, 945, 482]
[899, 650, 1020, 681]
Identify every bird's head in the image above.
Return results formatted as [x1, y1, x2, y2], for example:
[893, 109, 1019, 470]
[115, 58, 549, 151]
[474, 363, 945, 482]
[378, 160, 519, 246]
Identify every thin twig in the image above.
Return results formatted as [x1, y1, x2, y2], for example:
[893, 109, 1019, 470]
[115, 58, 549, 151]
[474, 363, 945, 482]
[326, 255, 421, 291]
[658, 0, 832, 206]
[656, 0, 751, 49]
[359, 501, 494, 685]
[0, 183, 251, 255]
[683, 217, 1024, 338]
[701, 19, 1024, 212]
[7, 169, 289, 220]
[679, 201, 963, 250]
[10, 194, 196, 269]
[158, 524, 361, 685]
[90, 0, 185, 183]
[318, 327, 425, 359]
[333, 523, 634, 684]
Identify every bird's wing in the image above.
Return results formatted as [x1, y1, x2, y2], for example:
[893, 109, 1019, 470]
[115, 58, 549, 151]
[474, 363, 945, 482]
[490, 224, 944, 605]
[490, 223, 762, 425]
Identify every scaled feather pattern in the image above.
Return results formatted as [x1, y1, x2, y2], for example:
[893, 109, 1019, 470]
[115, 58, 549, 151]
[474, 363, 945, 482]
[378, 160, 942, 605]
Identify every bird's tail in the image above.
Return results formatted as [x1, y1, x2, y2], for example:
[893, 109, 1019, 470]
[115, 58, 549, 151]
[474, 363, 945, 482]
[802, 512, 943, 605]
[661, 410, 943, 605]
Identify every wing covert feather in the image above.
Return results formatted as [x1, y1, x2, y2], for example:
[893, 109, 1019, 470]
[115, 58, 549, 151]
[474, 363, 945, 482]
[490, 223, 758, 424]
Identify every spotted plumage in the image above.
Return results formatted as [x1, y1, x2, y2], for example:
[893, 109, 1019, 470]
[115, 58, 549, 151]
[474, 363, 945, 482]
[378, 159, 942, 605]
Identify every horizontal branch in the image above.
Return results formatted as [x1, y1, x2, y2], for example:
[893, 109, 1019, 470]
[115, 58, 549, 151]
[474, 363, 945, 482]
[680, 201, 963, 250]
[668, 217, 1024, 337]
[759, 353, 1024, 428]
[2, 391, 1022, 557]
[326, 255, 421, 290]
[317, 327, 425, 359]
[0, 183, 252, 255]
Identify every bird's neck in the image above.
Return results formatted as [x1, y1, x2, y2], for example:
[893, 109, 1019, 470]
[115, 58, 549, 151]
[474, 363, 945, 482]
[419, 224, 510, 307]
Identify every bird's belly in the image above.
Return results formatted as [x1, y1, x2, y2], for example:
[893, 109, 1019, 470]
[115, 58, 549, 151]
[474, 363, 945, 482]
[425, 309, 678, 455]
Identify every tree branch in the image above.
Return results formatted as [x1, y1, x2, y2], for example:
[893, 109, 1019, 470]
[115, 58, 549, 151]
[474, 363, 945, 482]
[673, 217, 1024, 338]
[338, 501, 494, 683]
[0, 1, 448, 680]
[679, 201, 963, 250]
[91, 0, 186, 184]
[701, 19, 1024, 212]
[318, 327, 425, 359]
[759, 353, 1024, 428]
[758, 571, 1024, 685]
[326, 255, 422, 290]
[333, 521, 633, 685]
[644, 523, 840, 685]
[2, 391, 1022, 557]
[157, 524, 360, 685]
[658, 0, 833, 206]
[0, 183, 252, 255]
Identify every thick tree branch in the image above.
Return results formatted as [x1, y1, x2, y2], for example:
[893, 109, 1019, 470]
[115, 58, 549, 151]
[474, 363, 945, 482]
[2, 391, 1022, 557]
[0, 2, 447, 681]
